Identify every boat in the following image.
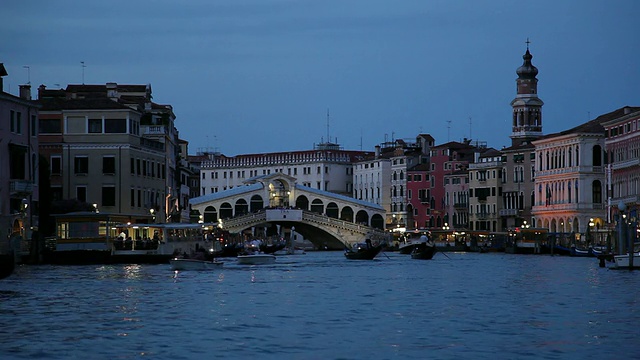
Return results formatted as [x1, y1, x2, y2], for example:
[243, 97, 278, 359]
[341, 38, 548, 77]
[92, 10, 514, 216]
[274, 247, 306, 255]
[237, 253, 276, 265]
[410, 243, 437, 260]
[570, 246, 594, 257]
[398, 233, 429, 254]
[169, 258, 224, 271]
[44, 212, 218, 264]
[613, 253, 640, 269]
[210, 243, 244, 258]
[260, 241, 287, 254]
[344, 240, 384, 260]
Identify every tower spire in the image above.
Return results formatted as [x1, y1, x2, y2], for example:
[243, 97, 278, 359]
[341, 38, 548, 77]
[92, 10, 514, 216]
[509, 42, 544, 146]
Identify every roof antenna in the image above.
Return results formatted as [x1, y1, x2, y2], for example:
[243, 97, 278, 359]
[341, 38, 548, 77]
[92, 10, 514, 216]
[469, 116, 472, 140]
[81, 61, 86, 84]
[326, 108, 330, 143]
[23, 65, 30, 84]
[447, 120, 452, 141]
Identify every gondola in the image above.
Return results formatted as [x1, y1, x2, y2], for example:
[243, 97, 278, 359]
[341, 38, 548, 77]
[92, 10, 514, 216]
[410, 243, 437, 260]
[344, 241, 384, 260]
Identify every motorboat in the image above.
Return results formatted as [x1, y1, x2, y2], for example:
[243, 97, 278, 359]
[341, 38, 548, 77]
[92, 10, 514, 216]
[237, 253, 276, 265]
[170, 258, 224, 271]
[613, 253, 640, 269]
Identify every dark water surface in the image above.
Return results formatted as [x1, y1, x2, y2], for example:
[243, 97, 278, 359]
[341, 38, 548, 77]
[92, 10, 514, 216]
[1, 252, 639, 360]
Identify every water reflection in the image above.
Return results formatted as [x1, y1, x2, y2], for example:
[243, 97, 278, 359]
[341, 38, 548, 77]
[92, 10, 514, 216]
[1, 253, 640, 359]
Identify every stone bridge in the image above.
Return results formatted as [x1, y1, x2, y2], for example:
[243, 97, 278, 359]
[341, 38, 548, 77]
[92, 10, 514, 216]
[220, 208, 389, 249]
[189, 173, 388, 249]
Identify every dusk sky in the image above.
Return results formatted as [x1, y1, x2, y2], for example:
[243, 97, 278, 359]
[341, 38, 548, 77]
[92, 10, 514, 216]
[2, 1, 639, 156]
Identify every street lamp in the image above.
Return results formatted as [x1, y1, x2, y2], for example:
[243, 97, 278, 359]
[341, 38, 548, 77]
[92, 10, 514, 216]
[588, 218, 595, 245]
[150, 208, 155, 223]
[93, 203, 99, 213]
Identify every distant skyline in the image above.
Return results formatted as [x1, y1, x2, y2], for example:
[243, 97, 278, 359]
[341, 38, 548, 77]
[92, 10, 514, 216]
[2, 1, 639, 155]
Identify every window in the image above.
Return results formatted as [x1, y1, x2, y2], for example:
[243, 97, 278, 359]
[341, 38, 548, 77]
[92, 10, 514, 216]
[74, 156, 89, 175]
[17, 111, 22, 133]
[102, 186, 116, 207]
[103, 156, 116, 174]
[31, 115, 37, 136]
[105, 118, 127, 133]
[40, 118, 62, 133]
[89, 119, 103, 133]
[51, 156, 62, 175]
[76, 186, 87, 203]
[10, 110, 15, 132]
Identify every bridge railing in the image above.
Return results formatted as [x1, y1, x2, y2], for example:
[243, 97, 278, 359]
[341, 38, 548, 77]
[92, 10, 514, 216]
[221, 211, 267, 230]
[221, 209, 389, 243]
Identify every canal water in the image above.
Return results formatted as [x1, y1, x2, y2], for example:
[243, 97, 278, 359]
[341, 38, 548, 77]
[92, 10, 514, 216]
[1, 251, 639, 359]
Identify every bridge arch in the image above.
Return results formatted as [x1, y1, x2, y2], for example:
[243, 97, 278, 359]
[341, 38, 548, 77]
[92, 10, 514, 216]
[268, 179, 290, 207]
[356, 210, 369, 225]
[235, 199, 249, 216]
[204, 206, 217, 222]
[310, 199, 324, 214]
[341, 206, 354, 222]
[296, 195, 309, 210]
[326, 202, 339, 219]
[220, 202, 233, 219]
[371, 214, 384, 230]
[250, 195, 264, 212]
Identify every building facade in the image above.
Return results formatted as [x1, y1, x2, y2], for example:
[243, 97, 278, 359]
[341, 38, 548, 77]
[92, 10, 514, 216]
[602, 106, 640, 249]
[531, 108, 631, 244]
[468, 148, 503, 232]
[0, 67, 39, 255]
[200, 141, 373, 200]
[37, 83, 182, 223]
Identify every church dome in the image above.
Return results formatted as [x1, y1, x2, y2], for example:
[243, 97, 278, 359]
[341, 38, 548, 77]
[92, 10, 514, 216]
[516, 49, 538, 79]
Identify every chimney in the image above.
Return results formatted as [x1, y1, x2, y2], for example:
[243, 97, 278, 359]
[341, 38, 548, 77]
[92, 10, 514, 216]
[19, 84, 32, 100]
[38, 84, 46, 99]
[375, 145, 381, 159]
[0, 63, 8, 92]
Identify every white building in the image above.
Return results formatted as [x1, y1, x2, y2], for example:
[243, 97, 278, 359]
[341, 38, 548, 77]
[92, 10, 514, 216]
[530, 108, 626, 243]
[199, 142, 373, 200]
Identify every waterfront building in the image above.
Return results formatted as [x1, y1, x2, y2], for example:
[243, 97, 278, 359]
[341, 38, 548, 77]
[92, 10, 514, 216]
[531, 108, 632, 244]
[499, 45, 544, 231]
[443, 167, 470, 231]
[0, 65, 39, 258]
[602, 107, 640, 247]
[199, 140, 373, 200]
[428, 140, 476, 230]
[406, 162, 431, 230]
[37, 83, 183, 223]
[468, 148, 503, 232]
[353, 145, 392, 227]
[357, 134, 433, 231]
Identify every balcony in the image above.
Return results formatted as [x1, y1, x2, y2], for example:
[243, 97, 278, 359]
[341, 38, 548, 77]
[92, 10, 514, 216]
[454, 203, 468, 209]
[499, 209, 518, 217]
[612, 158, 640, 170]
[143, 125, 167, 135]
[10, 180, 33, 195]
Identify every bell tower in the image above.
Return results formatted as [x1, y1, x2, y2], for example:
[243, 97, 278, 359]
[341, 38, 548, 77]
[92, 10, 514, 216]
[510, 40, 544, 146]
